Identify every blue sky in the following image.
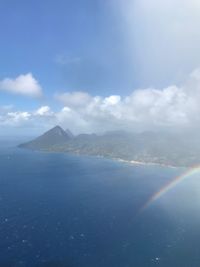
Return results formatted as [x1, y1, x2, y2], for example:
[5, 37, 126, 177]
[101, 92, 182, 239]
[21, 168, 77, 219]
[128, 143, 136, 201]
[1, 0, 200, 135]
[0, 0, 135, 104]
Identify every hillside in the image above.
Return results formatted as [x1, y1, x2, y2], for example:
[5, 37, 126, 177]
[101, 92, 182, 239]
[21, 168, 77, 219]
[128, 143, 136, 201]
[19, 126, 73, 150]
[19, 126, 200, 167]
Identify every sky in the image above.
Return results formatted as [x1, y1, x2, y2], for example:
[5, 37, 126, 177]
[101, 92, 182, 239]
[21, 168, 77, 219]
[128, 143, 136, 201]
[1, 0, 200, 136]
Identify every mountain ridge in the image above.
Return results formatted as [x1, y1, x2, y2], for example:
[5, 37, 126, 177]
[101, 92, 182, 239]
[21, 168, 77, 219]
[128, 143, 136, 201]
[19, 126, 200, 167]
[19, 125, 72, 150]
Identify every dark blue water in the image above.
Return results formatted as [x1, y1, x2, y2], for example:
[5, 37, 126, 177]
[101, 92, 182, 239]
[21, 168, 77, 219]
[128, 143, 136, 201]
[1, 145, 200, 267]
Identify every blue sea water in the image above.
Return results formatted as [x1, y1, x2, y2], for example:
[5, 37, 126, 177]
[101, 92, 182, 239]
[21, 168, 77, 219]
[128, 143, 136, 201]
[1, 143, 200, 267]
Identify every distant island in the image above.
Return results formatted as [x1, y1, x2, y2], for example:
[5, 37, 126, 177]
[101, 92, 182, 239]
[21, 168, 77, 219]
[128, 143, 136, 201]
[19, 126, 200, 167]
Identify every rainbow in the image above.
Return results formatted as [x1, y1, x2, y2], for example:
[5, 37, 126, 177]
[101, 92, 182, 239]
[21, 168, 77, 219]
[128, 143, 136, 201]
[141, 164, 200, 211]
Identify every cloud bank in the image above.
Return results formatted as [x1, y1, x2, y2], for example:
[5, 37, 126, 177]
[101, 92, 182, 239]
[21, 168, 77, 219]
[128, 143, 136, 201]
[53, 69, 199, 133]
[0, 73, 42, 97]
[1, 69, 200, 135]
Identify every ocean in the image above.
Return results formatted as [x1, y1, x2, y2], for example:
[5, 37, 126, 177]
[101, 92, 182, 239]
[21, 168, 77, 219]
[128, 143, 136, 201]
[1, 143, 200, 267]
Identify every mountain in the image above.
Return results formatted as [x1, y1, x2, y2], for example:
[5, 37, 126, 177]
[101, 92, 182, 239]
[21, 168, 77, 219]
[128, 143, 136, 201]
[65, 129, 74, 138]
[19, 127, 200, 167]
[19, 126, 72, 150]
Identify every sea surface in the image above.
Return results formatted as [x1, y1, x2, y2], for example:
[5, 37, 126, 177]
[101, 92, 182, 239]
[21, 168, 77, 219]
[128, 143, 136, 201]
[1, 142, 200, 267]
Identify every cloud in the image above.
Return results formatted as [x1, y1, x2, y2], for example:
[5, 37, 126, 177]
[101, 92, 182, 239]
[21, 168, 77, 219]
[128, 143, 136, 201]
[103, 95, 121, 106]
[54, 68, 200, 133]
[0, 73, 43, 97]
[5, 111, 31, 126]
[55, 91, 92, 107]
[2, 68, 200, 134]
[0, 106, 52, 127]
[113, 0, 200, 87]
[35, 106, 52, 116]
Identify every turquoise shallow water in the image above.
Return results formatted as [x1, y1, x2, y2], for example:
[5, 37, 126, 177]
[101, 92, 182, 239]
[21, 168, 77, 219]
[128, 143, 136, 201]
[0, 144, 200, 267]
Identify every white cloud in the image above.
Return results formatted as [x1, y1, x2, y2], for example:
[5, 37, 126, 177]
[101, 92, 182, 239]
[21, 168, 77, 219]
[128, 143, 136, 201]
[2, 68, 200, 134]
[54, 68, 200, 133]
[0, 105, 53, 129]
[0, 73, 42, 97]
[103, 95, 121, 106]
[5, 111, 31, 126]
[35, 106, 52, 116]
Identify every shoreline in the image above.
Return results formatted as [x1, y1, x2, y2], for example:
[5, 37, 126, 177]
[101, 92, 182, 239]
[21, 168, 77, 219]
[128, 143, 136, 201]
[115, 158, 178, 169]
[18, 146, 185, 169]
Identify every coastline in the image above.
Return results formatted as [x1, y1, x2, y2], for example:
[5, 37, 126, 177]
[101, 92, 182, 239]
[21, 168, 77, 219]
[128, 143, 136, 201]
[18, 146, 185, 169]
[115, 158, 178, 169]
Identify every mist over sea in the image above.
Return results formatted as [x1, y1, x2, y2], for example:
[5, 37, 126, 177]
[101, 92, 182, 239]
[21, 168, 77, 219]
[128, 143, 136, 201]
[1, 143, 200, 267]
